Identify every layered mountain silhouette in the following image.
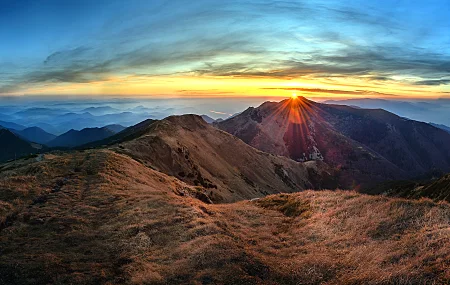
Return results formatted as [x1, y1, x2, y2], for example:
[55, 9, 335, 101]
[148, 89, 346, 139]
[47, 127, 117, 148]
[0, 129, 41, 162]
[11, 127, 56, 144]
[0, 120, 26, 130]
[216, 97, 450, 187]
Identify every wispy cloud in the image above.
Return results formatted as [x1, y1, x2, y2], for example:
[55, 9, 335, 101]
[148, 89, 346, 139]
[261, 87, 399, 97]
[1, 0, 449, 95]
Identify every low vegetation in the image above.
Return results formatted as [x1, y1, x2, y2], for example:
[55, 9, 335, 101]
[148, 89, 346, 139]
[0, 150, 449, 284]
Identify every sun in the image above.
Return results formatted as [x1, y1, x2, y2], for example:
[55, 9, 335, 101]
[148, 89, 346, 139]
[291, 93, 298, 99]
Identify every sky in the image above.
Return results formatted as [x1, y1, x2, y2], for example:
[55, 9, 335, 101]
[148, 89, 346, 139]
[1, 0, 450, 99]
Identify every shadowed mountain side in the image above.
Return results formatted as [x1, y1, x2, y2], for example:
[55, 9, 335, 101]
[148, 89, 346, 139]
[81, 119, 157, 148]
[47, 127, 116, 148]
[107, 115, 337, 202]
[216, 97, 450, 188]
[431, 123, 450, 134]
[0, 150, 448, 284]
[11, 127, 56, 144]
[0, 129, 42, 162]
[368, 172, 450, 203]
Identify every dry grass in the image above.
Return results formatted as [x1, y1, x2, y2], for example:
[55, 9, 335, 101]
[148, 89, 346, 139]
[0, 150, 449, 284]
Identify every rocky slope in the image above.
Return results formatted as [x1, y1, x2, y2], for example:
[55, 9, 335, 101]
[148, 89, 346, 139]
[107, 115, 336, 202]
[216, 97, 450, 187]
[0, 150, 449, 284]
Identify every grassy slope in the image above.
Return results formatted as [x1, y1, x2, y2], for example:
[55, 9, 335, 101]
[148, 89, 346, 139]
[0, 150, 449, 284]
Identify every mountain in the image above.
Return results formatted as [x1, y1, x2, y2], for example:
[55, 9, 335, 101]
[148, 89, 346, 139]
[200, 114, 216, 123]
[430, 123, 450, 134]
[102, 115, 336, 202]
[103, 124, 126, 133]
[81, 119, 158, 148]
[0, 148, 448, 284]
[11, 127, 56, 144]
[216, 97, 450, 187]
[13, 107, 69, 118]
[0, 120, 26, 130]
[323, 98, 450, 126]
[368, 171, 450, 202]
[47, 127, 116, 148]
[0, 129, 41, 162]
[81, 106, 120, 115]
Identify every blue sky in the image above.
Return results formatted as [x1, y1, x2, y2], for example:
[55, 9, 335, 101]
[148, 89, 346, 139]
[1, 0, 449, 98]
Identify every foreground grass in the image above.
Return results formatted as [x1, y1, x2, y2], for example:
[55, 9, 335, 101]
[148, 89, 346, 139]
[0, 150, 449, 284]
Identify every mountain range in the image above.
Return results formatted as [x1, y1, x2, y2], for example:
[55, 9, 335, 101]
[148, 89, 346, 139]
[0, 99, 449, 283]
[216, 97, 450, 188]
[46, 125, 125, 148]
[10, 127, 57, 144]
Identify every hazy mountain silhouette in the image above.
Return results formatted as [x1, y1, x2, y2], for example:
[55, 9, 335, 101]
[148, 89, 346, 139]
[11, 127, 56, 144]
[47, 127, 117, 148]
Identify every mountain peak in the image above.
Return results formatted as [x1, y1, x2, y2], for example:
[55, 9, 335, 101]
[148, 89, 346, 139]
[217, 98, 450, 188]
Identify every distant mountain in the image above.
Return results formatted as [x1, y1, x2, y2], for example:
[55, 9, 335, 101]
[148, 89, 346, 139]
[200, 115, 216, 123]
[323, 98, 450, 126]
[0, 120, 26, 130]
[81, 106, 120, 115]
[430, 123, 450, 134]
[0, 129, 41, 162]
[14, 107, 69, 117]
[33, 122, 61, 135]
[11, 127, 56, 144]
[103, 124, 126, 133]
[81, 119, 157, 148]
[216, 97, 450, 187]
[47, 127, 116, 148]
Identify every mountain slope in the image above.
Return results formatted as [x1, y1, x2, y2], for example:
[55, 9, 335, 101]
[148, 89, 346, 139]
[103, 124, 126, 133]
[0, 120, 26, 130]
[107, 115, 336, 202]
[0, 150, 448, 284]
[216, 97, 450, 187]
[47, 127, 116, 148]
[11, 127, 56, 144]
[369, 172, 450, 203]
[0, 129, 41, 162]
[430, 123, 450, 134]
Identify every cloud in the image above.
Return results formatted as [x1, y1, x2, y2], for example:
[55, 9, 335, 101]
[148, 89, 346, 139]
[413, 79, 450, 86]
[210, 110, 231, 116]
[1, 0, 450, 94]
[261, 87, 399, 97]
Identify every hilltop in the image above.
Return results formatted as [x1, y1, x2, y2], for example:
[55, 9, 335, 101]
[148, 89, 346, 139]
[0, 149, 448, 284]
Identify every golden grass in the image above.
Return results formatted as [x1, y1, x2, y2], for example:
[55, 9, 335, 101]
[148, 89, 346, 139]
[0, 150, 449, 284]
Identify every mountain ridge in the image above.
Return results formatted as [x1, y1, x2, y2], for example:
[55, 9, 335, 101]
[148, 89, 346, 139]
[216, 97, 450, 187]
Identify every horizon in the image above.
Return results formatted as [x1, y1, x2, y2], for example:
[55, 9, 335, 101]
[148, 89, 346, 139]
[1, 0, 450, 99]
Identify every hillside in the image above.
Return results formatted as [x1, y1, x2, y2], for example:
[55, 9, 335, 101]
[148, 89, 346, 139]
[0, 150, 449, 284]
[430, 123, 450, 134]
[369, 173, 450, 203]
[47, 127, 116, 148]
[0, 129, 41, 162]
[106, 115, 337, 202]
[216, 97, 450, 187]
[11, 126, 56, 144]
